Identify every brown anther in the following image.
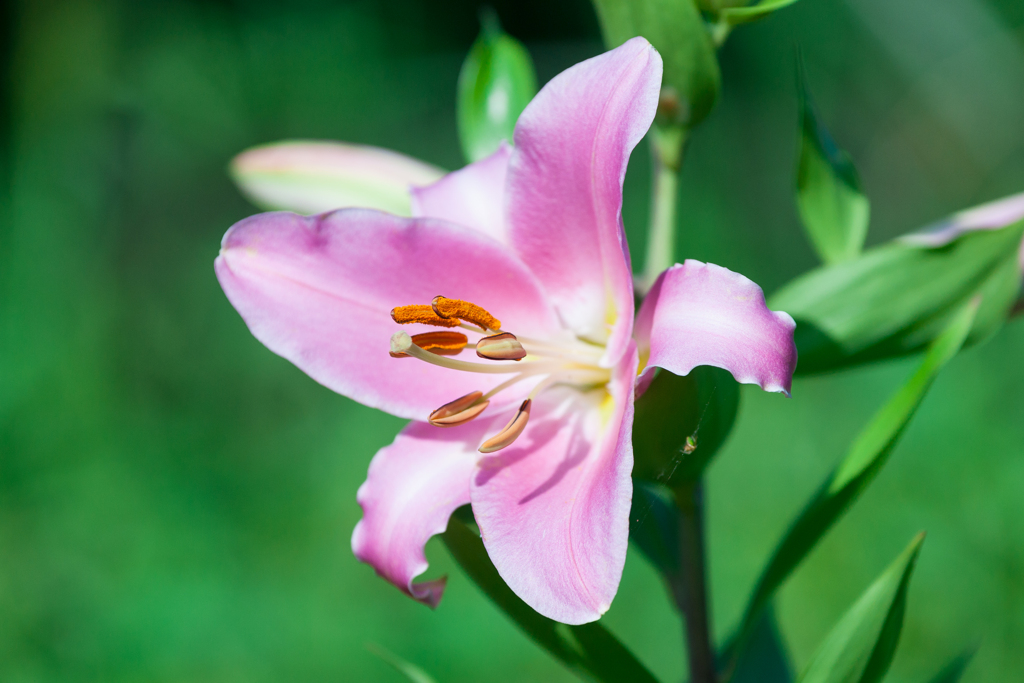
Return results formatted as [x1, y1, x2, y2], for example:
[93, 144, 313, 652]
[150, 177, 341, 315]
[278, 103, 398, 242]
[429, 391, 490, 427]
[431, 295, 501, 331]
[390, 331, 469, 358]
[475, 332, 527, 361]
[391, 304, 461, 328]
[478, 399, 531, 453]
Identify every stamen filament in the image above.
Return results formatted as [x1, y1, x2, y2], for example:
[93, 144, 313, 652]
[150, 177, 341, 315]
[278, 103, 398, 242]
[391, 332, 564, 375]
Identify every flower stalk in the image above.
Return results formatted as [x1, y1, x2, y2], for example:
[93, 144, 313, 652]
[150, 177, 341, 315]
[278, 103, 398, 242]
[670, 480, 716, 683]
[641, 123, 687, 292]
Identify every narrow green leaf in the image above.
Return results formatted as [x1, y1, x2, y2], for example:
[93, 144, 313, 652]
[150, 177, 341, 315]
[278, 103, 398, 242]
[925, 648, 976, 683]
[795, 58, 869, 265]
[771, 220, 1024, 375]
[728, 604, 795, 683]
[442, 514, 660, 683]
[457, 10, 537, 163]
[366, 643, 438, 683]
[798, 534, 924, 683]
[720, 0, 800, 25]
[726, 302, 976, 675]
[592, 0, 721, 130]
[631, 366, 740, 486]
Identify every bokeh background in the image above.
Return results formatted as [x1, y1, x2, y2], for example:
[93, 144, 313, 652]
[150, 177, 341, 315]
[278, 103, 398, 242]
[1, 0, 1023, 681]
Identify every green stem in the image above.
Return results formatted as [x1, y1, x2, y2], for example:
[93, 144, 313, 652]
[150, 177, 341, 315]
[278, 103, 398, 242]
[669, 481, 716, 683]
[710, 18, 732, 49]
[641, 124, 686, 293]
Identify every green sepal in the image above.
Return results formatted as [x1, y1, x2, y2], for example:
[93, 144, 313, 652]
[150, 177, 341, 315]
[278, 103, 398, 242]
[592, 0, 721, 130]
[795, 57, 870, 265]
[442, 512, 660, 683]
[457, 10, 537, 163]
[772, 220, 1024, 375]
[723, 302, 976, 676]
[631, 366, 739, 487]
[797, 534, 924, 683]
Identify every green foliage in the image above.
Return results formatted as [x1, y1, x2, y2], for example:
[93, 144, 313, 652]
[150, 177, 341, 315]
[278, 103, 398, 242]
[925, 649, 976, 683]
[726, 302, 976, 674]
[631, 366, 739, 487]
[795, 59, 870, 265]
[797, 534, 923, 683]
[457, 10, 537, 163]
[728, 605, 794, 683]
[772, 220, 1024, 374]
[366, 643, 438, 683]
[442, 515, 660, 683]
[719, 0, 801, 26]
[592, 0, 721, 130]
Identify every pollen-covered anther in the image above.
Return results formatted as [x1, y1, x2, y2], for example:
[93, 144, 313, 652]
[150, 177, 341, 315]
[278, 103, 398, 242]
[390, 331, 469, 358]
[479, 399, 531, 453]
[475, 332, 527, 361]
[429, 391, 490, 427]
[390, 304, 461, 328]
[431, 295, 501, 331]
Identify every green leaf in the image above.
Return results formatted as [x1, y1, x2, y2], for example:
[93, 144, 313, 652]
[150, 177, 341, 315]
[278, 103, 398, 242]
[457, 10, 537, 163]
[798, 534, 924, 683]
[720, 0, 801, 26]
[366, 643, 438, 683]
[629, 481, 680, 575]
[925, 648, 976, 683]
[725, 302, 976, 676]
[728, 604, 795, 683]
[592, 0, 721, 130]
[631, 366, 740, 486]
[442, 514, 660, 683]
[771, 220, 1024, 375]
[795, 58, 869, 265]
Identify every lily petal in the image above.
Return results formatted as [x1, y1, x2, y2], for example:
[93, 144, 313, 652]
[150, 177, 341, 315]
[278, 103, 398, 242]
[411, 143, 512, 244]
[352, 419, 496, 607]
[635, 261, 798, 396]
[507, 37, 662, 366]
[900, 191, 1024, 248]
[215, 210, 560, 419]
[470, 345, 638, 624]
[230, 140, 445, 216]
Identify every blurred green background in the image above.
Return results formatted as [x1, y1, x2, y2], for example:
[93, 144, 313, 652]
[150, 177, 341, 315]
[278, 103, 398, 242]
[1, 0, 1022, 681]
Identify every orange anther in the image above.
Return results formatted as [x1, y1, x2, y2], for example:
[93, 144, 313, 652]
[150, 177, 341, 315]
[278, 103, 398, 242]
[391, 304, 461, 328]
[431, 296, 501, 331]
[478, 399, 531, 453]
[390, 331, 469, 358]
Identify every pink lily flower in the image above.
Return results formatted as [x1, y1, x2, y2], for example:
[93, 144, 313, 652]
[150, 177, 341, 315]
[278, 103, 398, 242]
[215, 38, 798, 624]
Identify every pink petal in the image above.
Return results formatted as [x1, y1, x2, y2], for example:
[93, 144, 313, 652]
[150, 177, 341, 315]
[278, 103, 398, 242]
[215, 209, 561, 420]
[900, 191, 1024, 247]
[507, 38, 662, 367]
[230, 140, 445, 216]
[470, 345, 639, 624]
[635, 261, 798, 396]
[352, 419, 497, 607]
[410, 143, 512, 245]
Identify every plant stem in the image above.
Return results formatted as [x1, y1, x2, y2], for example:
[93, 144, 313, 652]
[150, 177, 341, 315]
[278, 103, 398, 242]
[670, 481, 716, 683]
[640, 124, 686, 294]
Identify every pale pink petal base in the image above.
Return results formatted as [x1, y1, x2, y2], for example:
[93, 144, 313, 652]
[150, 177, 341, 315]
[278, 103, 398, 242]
[411, 143, 512, 244]
[635, 261, 798, 395]
[507, 37, 662, 365]
[352, 419, 497, 607]
[470, 345, 639, 624]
